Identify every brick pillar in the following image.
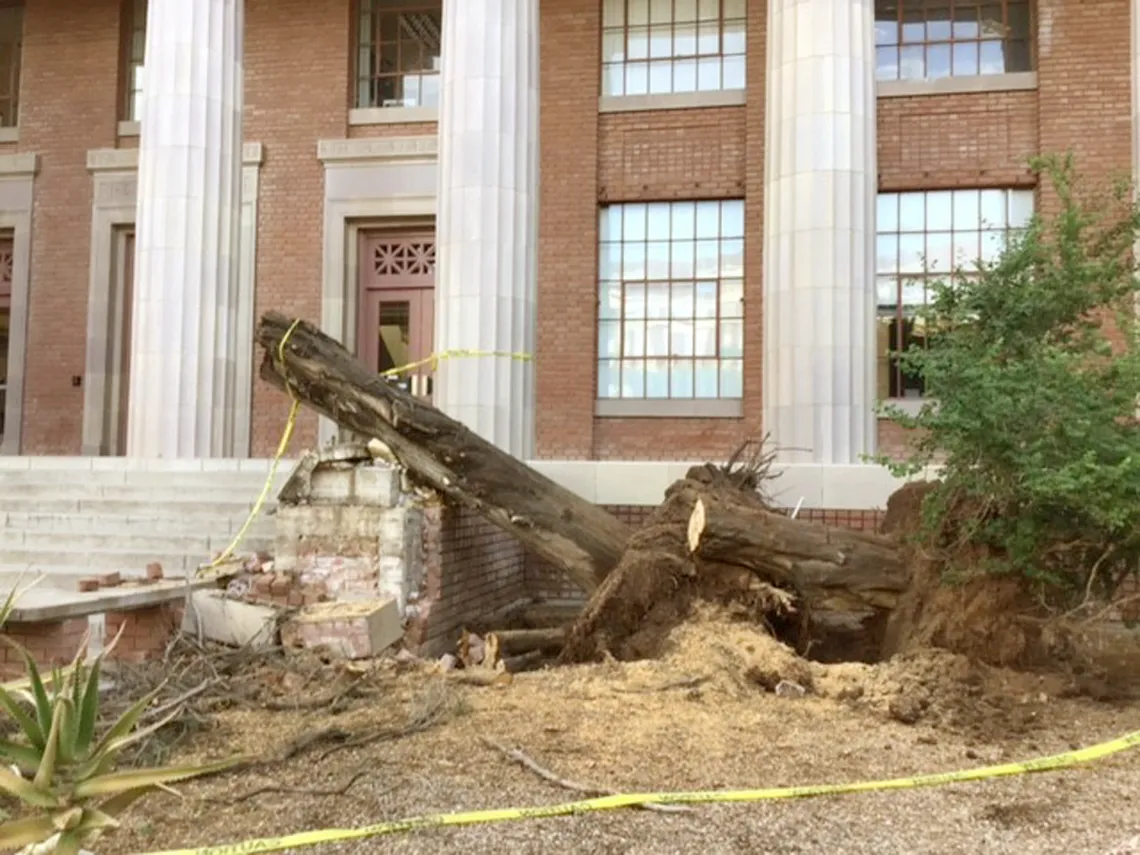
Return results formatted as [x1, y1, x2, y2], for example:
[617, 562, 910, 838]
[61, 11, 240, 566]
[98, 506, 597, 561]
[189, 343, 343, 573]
[762, 0, 878, 464]
[0, 619, 89, 679]
[105, 605, 182, 663]
[127, 0, 245, 457]
[434, 0, 539, 458]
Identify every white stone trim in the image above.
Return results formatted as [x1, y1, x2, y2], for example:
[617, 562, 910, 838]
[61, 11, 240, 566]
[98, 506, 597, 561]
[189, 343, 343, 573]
[316, 135, 438, 447]
[0, 454, 929, 511]
[877, 71, 1037, 99]
[117, 121, 140, 137]
[0, 153, 39, 455]
[595, 398, 743, 418]
[348, 106, 439, 126]
[0, 127, 18, 144]
[598, 90, 746, 113]
[528, 460, 926, 510]
[81, 143, 265, 456]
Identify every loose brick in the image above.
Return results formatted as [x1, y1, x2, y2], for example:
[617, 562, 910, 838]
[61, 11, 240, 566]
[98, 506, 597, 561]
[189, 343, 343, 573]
[97, 572, 121, 588]
[145, 562, 164, 582]
[77, 577, 100, 593]
[281, 598, 402, 659]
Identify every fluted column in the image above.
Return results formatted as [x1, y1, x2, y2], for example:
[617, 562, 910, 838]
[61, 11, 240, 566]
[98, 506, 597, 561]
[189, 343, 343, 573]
[762, 0, 877, 464]
[435, 0, 538, 458]
[126, 0, 244, 457]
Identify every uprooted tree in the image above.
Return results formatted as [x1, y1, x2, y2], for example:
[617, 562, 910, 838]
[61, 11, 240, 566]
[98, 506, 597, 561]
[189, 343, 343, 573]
[874, 154, 1140, 654]
[255, 319, 912, 663]
[255, 153, 1140, 669]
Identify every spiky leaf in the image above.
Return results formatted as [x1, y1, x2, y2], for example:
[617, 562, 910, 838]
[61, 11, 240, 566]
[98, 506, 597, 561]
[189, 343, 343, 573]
[50, 806, 83, 832]
[98, 785, 155, 819]
[74, 657, 101, 757]
[33, 701, 64, 791]
[56, 696, 78, 766]
[0, 763, 60, 808]
[90, 705, 184, 774]
[0, 685, 45, 749]
[0, 814, 59, 849]
[73, 756, 244, 799]
[84, 684, 163, 766]
[16, 646, 53, 740]
[0, 737, 45, 772]
[51, 828, 87, 855]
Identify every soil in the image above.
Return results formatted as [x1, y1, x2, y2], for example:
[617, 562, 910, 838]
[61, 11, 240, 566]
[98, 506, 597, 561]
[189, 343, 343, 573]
[106, 604, 1140, 855]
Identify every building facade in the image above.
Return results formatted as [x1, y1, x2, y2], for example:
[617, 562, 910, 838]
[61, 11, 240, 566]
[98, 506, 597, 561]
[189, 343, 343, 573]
[0, 0, 1130, 475]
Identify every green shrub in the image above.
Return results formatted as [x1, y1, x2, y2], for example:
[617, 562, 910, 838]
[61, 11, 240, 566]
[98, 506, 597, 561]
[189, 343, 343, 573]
[877, 154, 1140, 600]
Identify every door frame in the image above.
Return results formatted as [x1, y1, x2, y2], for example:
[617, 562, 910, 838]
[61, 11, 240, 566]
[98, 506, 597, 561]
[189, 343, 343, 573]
[359, 287, 434, 395]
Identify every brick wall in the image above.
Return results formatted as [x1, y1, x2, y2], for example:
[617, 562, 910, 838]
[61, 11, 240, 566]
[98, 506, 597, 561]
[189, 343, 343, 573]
[406, 504, 527, 652]
[10, 0, 1139, 466]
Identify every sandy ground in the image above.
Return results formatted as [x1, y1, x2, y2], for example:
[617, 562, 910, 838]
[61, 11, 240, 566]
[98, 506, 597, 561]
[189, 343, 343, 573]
[110, 611, 1140, 855]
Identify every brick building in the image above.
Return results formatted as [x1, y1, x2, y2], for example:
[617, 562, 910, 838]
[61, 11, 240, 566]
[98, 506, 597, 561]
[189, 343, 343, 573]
[0, 0, 1131, 505]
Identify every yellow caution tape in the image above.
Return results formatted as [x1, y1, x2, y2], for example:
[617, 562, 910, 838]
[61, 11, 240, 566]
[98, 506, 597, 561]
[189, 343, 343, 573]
[133, 728, 1140, 854]
[200, 320, 531, 575]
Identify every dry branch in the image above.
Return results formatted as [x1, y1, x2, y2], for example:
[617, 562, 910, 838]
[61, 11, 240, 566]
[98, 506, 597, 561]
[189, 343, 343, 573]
[256, 312, 631, 595]
[481, 738, 691, 814]
[489, 628, 566, 655]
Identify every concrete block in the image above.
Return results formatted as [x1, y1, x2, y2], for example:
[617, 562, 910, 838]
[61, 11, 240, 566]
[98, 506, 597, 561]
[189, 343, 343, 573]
[309, 468, 354, 503]
[354, 464, 399, 506]
[181, 590, 278, 650]
[280, 598, 402, 659]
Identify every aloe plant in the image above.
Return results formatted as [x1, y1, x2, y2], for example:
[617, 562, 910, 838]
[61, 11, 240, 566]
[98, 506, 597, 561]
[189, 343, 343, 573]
[0, 588, 242, 854]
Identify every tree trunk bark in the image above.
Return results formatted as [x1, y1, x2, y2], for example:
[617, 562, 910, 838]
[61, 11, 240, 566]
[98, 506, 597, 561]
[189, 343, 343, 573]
[489, 628, 566, 655]
[687, 492, 910, 613]
[256, 312, 630, 595]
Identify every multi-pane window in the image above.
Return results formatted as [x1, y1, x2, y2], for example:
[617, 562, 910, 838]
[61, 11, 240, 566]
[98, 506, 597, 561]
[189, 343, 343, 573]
[597, 200, 744, 401]
[874, 1, 1032, 82]
[123, 0, 146, 121]
[0, 2, 22, 128]
[355, 0, 442, 109]
[601, 0, 746, 97]
[876, 188, 1034, 399]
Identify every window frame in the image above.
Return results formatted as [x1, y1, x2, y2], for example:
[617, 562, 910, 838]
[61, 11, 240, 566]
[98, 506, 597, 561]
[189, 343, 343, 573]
[874, 185, 1036, 406]
[351, 0, 442, 117]
[873, 0, 1036, 85]
[0, 0, 23, 132]
[595, 198, 745, 419]
[599, 0, 747, 103]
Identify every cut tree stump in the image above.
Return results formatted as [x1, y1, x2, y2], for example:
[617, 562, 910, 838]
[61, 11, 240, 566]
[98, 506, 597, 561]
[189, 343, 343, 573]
[687, 492, 910, 613]
[488, 628, 566, 655]
[256, 312, 631, 595]
[561, 462, 912, 663]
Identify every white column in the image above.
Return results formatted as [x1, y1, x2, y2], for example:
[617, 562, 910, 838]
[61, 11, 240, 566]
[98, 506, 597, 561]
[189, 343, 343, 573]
[435, 0, 538, 458]
[126, 0, 244, 458]
[762, 0, 878, 464]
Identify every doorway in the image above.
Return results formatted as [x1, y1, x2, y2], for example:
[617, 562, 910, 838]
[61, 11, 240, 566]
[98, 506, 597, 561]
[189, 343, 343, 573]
[0, 236, 11, 443]
[358, 230, 435, 403]
[115, 231, 135, 453]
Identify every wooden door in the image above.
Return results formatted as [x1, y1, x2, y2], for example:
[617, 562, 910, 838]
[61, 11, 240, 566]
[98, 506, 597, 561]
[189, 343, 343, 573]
[0, 237, 11, 442]
[358, 231, 436, 403]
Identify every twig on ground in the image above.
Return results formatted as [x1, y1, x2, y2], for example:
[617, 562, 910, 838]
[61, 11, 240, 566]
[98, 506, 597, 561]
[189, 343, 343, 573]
[611, 676, 708, 695]
[222, 769, 377, 804]
[139, 679, 215, 724]
[481, 737, 692, 814]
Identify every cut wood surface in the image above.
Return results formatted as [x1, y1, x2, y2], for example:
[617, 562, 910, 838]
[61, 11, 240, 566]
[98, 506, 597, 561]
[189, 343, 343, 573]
[687, 492, 911, 613]
[489, 628, 566, 655]
[256, 312, 631, 594]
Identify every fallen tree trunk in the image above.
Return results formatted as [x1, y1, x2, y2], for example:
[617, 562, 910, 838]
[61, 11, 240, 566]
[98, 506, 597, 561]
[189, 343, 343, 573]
[255, 312, 630, 594]
[562, 462, 911, 663]
[687, 492, 910, 613]
[489, 628, 566, 655]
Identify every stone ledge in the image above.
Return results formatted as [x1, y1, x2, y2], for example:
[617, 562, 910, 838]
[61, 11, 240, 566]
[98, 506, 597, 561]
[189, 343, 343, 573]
[5, 578, 213, 623]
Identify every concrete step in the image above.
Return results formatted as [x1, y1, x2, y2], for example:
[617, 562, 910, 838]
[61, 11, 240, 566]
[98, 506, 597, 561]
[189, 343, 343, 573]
[0, 497, 269, 516]
[0, 469, 284, 488]
[0, 542, 276, 574]
[0, 483, 265, 501]
[0, 511, 276, 537]
[10, 530, 273, 554]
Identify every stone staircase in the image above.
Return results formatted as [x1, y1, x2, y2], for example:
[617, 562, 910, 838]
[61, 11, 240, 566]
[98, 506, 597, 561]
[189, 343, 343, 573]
[0, 457, 290, 579]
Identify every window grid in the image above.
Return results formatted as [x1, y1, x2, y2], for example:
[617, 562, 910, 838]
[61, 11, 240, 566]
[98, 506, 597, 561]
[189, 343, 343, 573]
[355, 0, 442, 109]
[0, 3, 22, 128]
[598, 200, 744, 401]
[123, 0, 146, 122]
[874, 1, 1033, 83]
[601, 0, 746, 97]
[876, 187, 1034, 399]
